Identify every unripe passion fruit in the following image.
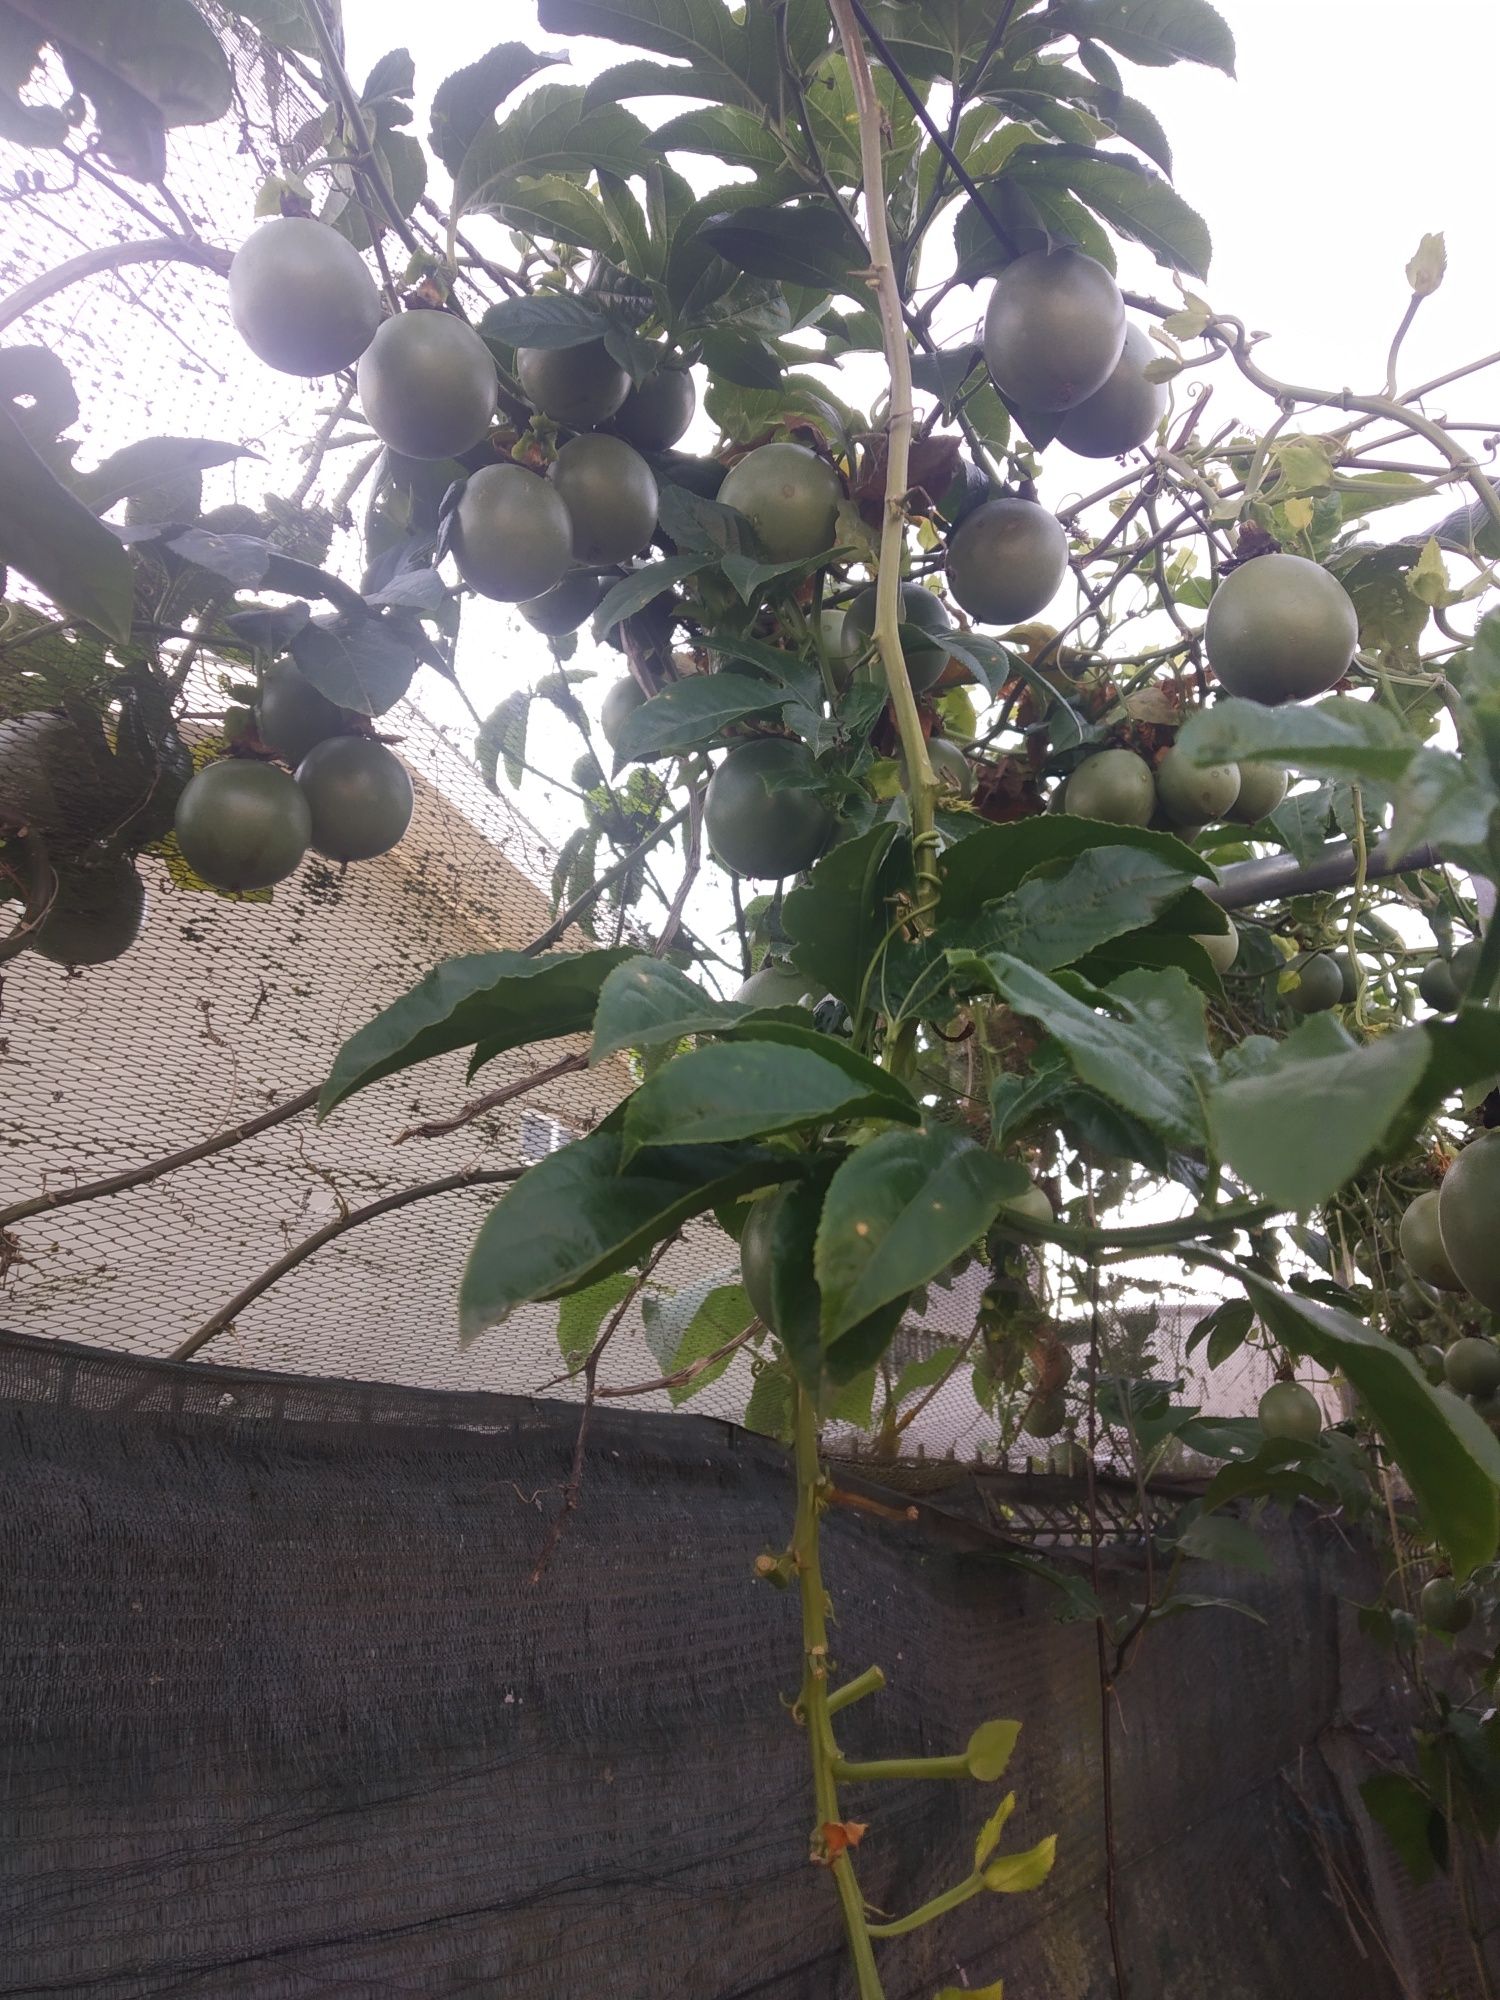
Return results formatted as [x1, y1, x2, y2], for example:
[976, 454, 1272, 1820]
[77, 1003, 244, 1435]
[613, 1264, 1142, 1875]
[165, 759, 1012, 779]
[257, 661, 350, 766]
[1420, 1575, 1473, 1633]
[1227, 762, 1289, 825]
[356, 312, 497, 461]
[516, 340, 630, 429]
[174, 760, 310, 891]
[1026, 1391, 1067, 1438]
[1287, 952, 1343, 1014]
[228, 216, 380, 377]
[1064, 748, 1156, 825]
[29, 850, 145, 966]
[983, 247, 1125, 412]
[717, 443, 841, 564]
[1053, 323, 1167, 457]
[733, 962, 819, 1008]
[945, 497, 1068, 625]
[295, 736, 413, 862]
[453, 465, 572, 602]
[612, 366, 696, 452]
[1155, 746, 1240, 825]
[1258, 1380, 1323, 1441]
[704, 738, 833, 879]
[1192, 919, 1239, 973]
[1399, 1190, 1465, 1291]
[547, 433, 659, 564]
[844, 581, 952, 693]
[1204, 553, 1359, 705]
[923, 736, 975, 799]
[600, 677, 648, 756]
[1450, 937, 1481, 997]
[1419, 956, 1460, 1012]
[518, 570, 607, 637]
[738, 1192, 783, 1332]
[1437, 1134, 1500, 1312]
[1442, 1333, 1500, 1398]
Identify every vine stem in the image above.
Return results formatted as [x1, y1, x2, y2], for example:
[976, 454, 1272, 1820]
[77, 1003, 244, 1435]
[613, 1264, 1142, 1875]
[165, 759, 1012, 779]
[792, 1383, 886, 1999]
[829, 0, 939, 943]
[0, 236, 232, 335]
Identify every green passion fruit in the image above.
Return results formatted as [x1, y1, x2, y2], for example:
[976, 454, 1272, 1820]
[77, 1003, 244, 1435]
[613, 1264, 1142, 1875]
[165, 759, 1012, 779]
[1258, 1380, 1323, 1442]
[1287, 952, 1344, 1014]
[945, 498, 1068, 625]
[1053, 323, 1167, 458]
[923, 735, 975, 799]
[1399, 1190, 1465, 1291]
[295, 736, 413, 862]
[228, 216, 381, 377]
[600, 676, 648, 755]
[1227, 762, 1289, 825]
[174, 759, 310, 891]
[844, 581, 952, 693]
[453, 464, 573, 603]
[1420, 956, 1460, 1012]
[1204, 553, 1359, 705]
[519, 570, 608, 637]
[1420, 1575, 1474, 1634]
[547, 433, 659, 564]
[1450, 937, 1481, 997]
[257, 661, 350, 767]
[717, 443, 841, 564]
[983, 247, 1126, 413]
[29, 850, 145, 966]
[1064, 748, 1156, 826]
[1154, 747, 1240, 826]
[704, 737, 833, 879]
[356, 311, 497, 461]
[1442, 1333, 1500, 1398]
[733, 961, 819, 1008]
[516, 339, 630, 430]
[611, 366, 696, 452]
[738, 1192, 782, 1332]
[1192, 919, 1239, 973]
[1437, 1134, 1500, 1312]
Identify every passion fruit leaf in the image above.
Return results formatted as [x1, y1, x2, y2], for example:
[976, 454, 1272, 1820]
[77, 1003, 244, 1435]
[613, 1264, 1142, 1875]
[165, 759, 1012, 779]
[609, 675, 787, 764]
[939, 846, 1202, 971]
[982, 1834, 1058, 1895]
[455, 84, 649, 217]
[1389, 746, 1497, 869]
[479, 292, 612, 350]
[592, 555, 710, 635]
[218, 0, 318, 54]
[557, 1270, 635, 1367]
[652, 104, 788, 173]
[1072, 0, 1237, 75]
[475, 690, 529, 794]
[72, 436, 253, 513]
[656, 484, 754, 556]
[1359, 1774, 1445, 1888]
[290, 615, 418, 717]
[815, 1125, 1028, 1342]
[938, 816, 1208, 925]
[320, 946, 636, 1117]
[429, 41, 562, 177]
[459, 1125, 787, 1341]
[1006, 148, 1212, 278]
[1175, 1513, 1272, 1574]
[661, 1280, 753, 1404]
[966, 1720, 1022, 1785]
[0, 407, 133, 643]
[697, 327, 784, 389]
[697, 202, 858, 289]
[37, 0, 233, 128]
[974, 1790, 1017, 1869]
[782, 822, 910, 1011]
[1240, 1274, 1500, 1577]
[621, 1039, 920, 1162]
[1174, 694, 1415, 785]
[1185, 1297, 1255, 1365]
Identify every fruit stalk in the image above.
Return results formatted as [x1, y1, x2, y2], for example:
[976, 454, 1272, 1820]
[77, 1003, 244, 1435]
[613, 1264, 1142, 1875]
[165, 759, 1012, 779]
[828, 0, 940, 935]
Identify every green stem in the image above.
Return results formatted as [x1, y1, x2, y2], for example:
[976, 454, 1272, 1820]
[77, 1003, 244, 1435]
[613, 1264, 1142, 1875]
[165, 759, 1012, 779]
[833, 1752, 969, 1782]
[792, 1385, 886, 2000]
[865, 1872, 985, 1939]
[827, 1665, 886, 1715]
[996, 1199, 1273, 1255]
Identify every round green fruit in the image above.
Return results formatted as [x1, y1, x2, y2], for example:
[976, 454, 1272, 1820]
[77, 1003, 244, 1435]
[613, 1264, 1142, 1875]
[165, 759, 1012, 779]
[518, 570, 607, 637]
[174, 759, 310, 891]
[1331, 952, 1359, 1003]
[739, 1193, 783, 1332]
[1000, 1182, 1055, 1228]
[1053, 323, 1166, 457]
[704, 738, 833, 879]
[1437, 1135, 1500, 1312]
[295, 736, 412, 862]
[845, 581, 952, 693]
[356, 311, 497, 461]
[600, 676, 648, 756]
[1065, 748, 1156, 826]
[257, 661, 349, 767]
[1205, 553, 1359, 706]
[718, 443, 841, 564]
[228, 216, 380, 377]
[1258, 1380, 1323, 1442]
[516, 339, 630, 430]
[548, 432, 658, 564]
[612, 366, 695, 452]
[1287, 952, 1343, 1014]
[29, 851, 145, 966]
[982, 247, 1125, 412]
[1414, 1343, 1447, 1384]
[1399, 1191, 1465, 1292]
[1026, 1391, 1067, 1439]
[1193, 920, 1239, 973]
[1155, 746, 1240, 825]
[1419, 956, 1460, 1012]
[453, 464, 572, 603]
[1420, 1575, 1473, 1634]
[1451, 938, 1481, 997]
[924, 736, 975, 799]
[945, 498, 1068, 625]
[1227, 762, 1289, 825]
[1442, 1334, 1500, 1399]
[734, 962, 819, 1008]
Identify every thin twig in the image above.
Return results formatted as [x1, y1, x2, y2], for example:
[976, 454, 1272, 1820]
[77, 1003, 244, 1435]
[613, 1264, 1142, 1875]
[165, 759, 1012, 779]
[593, 1322, 758, 1400]
[0, 236, 232, 336]
[394, 1049, 588, 1144]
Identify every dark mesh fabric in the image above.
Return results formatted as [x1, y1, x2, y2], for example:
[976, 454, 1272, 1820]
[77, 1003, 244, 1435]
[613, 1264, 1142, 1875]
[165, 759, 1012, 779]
[0, 1329, 1489, 1998]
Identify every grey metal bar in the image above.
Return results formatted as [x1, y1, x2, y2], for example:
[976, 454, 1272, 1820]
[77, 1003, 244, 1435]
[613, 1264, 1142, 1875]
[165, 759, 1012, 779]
[1204, 839, 1441, 910]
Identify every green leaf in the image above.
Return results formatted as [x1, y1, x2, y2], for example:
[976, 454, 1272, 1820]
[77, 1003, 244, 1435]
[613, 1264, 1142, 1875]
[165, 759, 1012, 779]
[621, 1040, 919, 1160]
[1243, 1274, 1500, 1577]
[1360, 1774, 1444, 1887]
[0, 406, 132, 642]
[966, 1719, 1022, 1783]
[697, 202, 857, 289]
[1071, 0, 1236, 73]
[289, 615, 417, 717]
[941, 846, 1202, 971]
[460, 1127, 785, 1341]
[1186, 1297, 1255, 1367]
[1007, 149, 1212, 277]
[652, 104, 788, 173]
[475, 691, 529, 794]
[455, 83, 650, 217]
[782, 823, 909, 1011]
[320, 947, 634, 1117]
[1175, 1512, 1272, 1574]
[538, 0, 766, 114]
[938, 816, 1207, 925]
[479, 293, 611, 350]
[429, 42, 561, 177]
[480, 175, 616, 253]
[814, 1125, 1027, 1342]
[72, 435, 252, 514]
[1174, 694, 1415, 785]
[557, 1271, 635, 1366]
[982, 1834, 1057, 1894]
[593, 956, 762, 1058]
[698, 327, 785, 390]
[610, 676, 786, 764]
[974, 1791, 1017, 1870]
[43, 0, 232, 126]
[219, 0, 318, 55]
[593, 555, 710, 635]
[744, 1360, 795, 1439]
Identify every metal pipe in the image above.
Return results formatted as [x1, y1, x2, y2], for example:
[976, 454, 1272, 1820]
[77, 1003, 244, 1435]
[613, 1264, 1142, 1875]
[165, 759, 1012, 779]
[1204, 839, 1441, 911]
